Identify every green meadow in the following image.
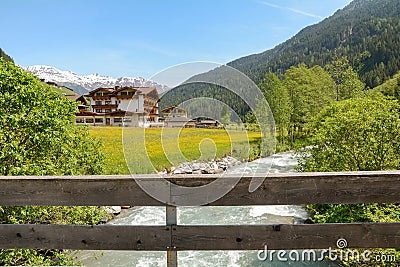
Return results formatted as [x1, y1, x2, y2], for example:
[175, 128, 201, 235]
[89, 127, 261, 174]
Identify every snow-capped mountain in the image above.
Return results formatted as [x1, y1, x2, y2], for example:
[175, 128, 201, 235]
[25, 65, 168, 95]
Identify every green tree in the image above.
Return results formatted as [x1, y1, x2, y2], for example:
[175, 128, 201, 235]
[0, 58, 106, 265]
[283, 64, 336, 142]
[325, 55, 365, 101]
[253, 99, 276, 156]
[259, 72, 292, 148]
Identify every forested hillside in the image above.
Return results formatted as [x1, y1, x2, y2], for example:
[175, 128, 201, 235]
[161, 0, 400, 120]
[229, 0, 400, 88]
[160, 65, 256, 121]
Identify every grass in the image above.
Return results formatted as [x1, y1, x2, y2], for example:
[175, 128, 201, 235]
[89, 127, 261, 174]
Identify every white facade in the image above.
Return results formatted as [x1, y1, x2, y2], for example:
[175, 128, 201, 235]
[76, 87, 159, 127]
[75, 113, 147, 127]
[89, 92, 145, 114]
[118, 93, 144, 113]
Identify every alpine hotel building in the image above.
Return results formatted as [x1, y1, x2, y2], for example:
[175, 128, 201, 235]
[75, 86, 160, 127]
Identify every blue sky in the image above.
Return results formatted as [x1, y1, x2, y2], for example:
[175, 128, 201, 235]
[1, 0, 352, 78]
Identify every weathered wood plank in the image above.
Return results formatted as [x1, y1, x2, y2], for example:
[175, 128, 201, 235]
[0, 223, 399, 250]
[210, 171, 400, 206]
[172, 223, 400, 250]
[0, 171, 399, 206]
[0, 224, 169, 250]
[0, 175, 165, 206]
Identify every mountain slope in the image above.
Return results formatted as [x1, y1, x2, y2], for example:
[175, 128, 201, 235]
[26, 65, 167, 95]
[228, 0, 400, 88]
[369, 70, 400, 101]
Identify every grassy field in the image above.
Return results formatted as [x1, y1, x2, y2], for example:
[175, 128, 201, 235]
[89, 127, 261, 174]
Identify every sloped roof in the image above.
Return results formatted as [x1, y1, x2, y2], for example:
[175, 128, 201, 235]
[114, 87, 138, 93]
[85, 87, 114, 96]
[66, 95, 81, 101]
[161, 106, 187, 113]
[165, 117, 195, 122]
[86, 86, 158, 97]
[66, 95, 87, 104]
[198, 120, 219, 124]
[137, 87, 157, 94]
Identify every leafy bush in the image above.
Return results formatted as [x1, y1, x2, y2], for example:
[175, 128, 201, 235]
[298, 96, 400, 266]
[0, 58, 107, 265]
[0, 59, 103, 176]
[298, 96, 400, 172]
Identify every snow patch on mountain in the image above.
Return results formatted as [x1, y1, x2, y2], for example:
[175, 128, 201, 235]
[25, 65, 168, 95]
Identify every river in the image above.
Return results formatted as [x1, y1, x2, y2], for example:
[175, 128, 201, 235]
[77, 151, 339, 266]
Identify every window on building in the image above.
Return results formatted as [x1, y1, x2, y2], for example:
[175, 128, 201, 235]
[105, 101, 111, 105]
[95, 101, 102, 105]
[95, 92, 103, 96]
[120, 91, 135, 96]
[105, 109, 111, 113]
[76, 118, 84, 123]
[86, 118, 94, 123]
[95, 118, 103, 123]
[95, 109, 102, 113]
[114, 118, 122, 123]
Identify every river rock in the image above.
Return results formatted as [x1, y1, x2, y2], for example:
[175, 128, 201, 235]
[158, 169, 168, 175]
[168, 155, 241, 175]
[205, 167, 215, 174]
[173, 169, 184, 174]
[105, 206, 122, 215]
[211, 162, 218, 169]
[214, 168, 223, 174]
[192, 163, 201, 171]
[217, 161, 228, 170]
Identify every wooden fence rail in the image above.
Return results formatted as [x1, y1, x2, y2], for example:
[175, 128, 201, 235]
[1, 171, 400, 206]
[0, 171, 400, 265]
[1, 223, 399, 250]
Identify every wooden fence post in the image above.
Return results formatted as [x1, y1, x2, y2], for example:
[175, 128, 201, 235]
[166, 205, 178, 267]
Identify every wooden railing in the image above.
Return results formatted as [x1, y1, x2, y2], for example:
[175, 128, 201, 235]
[0, 171, 400, 266]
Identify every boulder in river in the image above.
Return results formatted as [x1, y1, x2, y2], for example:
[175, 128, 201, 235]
[162, 156, 241, 175]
